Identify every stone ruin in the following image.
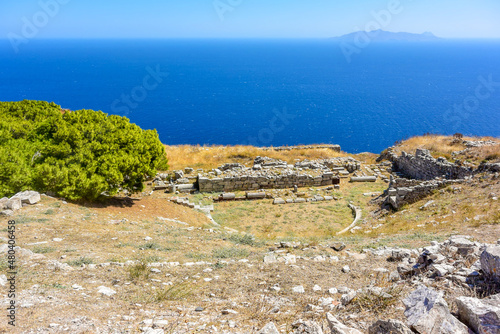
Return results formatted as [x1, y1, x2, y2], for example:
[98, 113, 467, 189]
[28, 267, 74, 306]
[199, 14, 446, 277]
[161, 156, 361, 194]
[377, 148, 499, 210]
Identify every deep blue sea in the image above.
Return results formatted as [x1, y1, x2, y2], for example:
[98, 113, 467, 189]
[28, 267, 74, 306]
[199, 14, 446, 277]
[1, 39, 499, 153]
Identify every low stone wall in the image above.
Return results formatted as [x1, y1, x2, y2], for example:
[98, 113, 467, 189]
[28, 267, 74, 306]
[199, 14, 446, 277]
[385, 148, 473, 180]
[198, 172, 340, 193]
[383, 178, 462, 210]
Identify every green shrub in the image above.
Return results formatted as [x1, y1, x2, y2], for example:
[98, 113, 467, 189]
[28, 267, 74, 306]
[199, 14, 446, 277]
[0, 100, 168, 201]
[212, 247, 249, 259]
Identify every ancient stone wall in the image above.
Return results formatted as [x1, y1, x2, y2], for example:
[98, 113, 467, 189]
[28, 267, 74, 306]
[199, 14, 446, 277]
[198, 172, 340, 193]
[389, 148, 473, 180]
[383, 178, 462, 210]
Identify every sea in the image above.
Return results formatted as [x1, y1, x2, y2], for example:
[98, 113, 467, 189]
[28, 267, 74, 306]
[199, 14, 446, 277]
[1, 39, 499, 153]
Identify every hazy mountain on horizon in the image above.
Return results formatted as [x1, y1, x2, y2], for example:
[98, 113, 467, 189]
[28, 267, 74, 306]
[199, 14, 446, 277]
[331, 30, 441, 42]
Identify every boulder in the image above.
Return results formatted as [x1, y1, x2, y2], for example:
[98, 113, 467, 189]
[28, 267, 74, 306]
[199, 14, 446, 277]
[404, 286, 469, 334]
[480, 246, 500, 281]
[259, 322, 280, 334]
[456, 294, 500, 334]
[326, 313, 363, 334]
[331, 242, 346, 252]
[0, 197, 8, 209]
[368, 319, 413, 334]
[5, 198, 22, 211]
[11, 190, 41, 205]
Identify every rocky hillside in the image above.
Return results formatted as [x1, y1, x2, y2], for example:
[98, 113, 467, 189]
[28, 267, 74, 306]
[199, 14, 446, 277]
[1, 135, 499, 333]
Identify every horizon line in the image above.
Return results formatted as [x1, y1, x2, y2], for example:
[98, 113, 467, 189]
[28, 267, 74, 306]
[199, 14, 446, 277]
[2, 36, 500, 40]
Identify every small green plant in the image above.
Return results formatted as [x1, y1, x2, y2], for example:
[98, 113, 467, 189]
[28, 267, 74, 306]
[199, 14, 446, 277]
[51, 283, 66, 289]
[144, 255, 163, 263]
[228, 233, 259, 246]
[185, 252, 208, 260]
[153, 282, 193, 302]
[0, 258, 8, 271]
[141, 242, 162, 250]
[44, 209, 55, 215]
[212, 260, 226, 269]
[212, 247, 249, 259]
[67, 257, 94, 266]
[128, 261, 149, 281]
[115, 243, 134, 248]
[32, 246, 55, 254]
[350, 285, 403, 315]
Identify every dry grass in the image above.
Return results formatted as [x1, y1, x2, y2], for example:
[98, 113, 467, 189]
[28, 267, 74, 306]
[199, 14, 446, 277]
[163, 144, 350, 171]
[363, 179, 500, 242]
[210, 180, 387, 239]
[392, 134, 500, 163]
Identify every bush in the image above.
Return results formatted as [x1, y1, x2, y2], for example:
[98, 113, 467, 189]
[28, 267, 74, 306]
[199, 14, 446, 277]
[0, 100, 168, 200]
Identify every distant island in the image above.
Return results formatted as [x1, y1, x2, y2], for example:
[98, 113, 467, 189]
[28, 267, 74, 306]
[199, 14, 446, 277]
[331, 29, 441, 42]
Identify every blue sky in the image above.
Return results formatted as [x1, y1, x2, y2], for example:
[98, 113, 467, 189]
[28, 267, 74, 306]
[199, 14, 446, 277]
[2, 0, 500, 39]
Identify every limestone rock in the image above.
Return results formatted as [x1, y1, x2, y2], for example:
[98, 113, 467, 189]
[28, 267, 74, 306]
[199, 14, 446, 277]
[404, 286, 469, 334]
[264, 254, 277, 264]
[480, 246, 500, 281]
[341, 290, 357, 305]
[259, 322, 280, 334]
[47, 260, 73, 272]
[368, 319, 413, 334]
[330, 242, 346, 252]
[97, 286, 116, 297]
[0, 197, 9, 209]
[326, 313, 363, 334]
[0, 274, 7, 286]
[5, 198, 22, 211]
[11, 190, 41, 205]
[292, 320, 324, 334]
[292, 285, 305, 293]
[456, 294, 500, 334]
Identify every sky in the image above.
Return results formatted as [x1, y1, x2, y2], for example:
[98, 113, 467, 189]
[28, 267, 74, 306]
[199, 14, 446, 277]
[1, 0, 500, 39]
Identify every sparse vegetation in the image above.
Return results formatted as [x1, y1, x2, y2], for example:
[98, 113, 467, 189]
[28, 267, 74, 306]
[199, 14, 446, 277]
[67, 256, 94, 266]
[5, 134, 500, 333]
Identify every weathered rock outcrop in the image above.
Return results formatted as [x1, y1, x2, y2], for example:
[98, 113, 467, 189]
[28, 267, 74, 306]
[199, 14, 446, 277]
[404, 286, 470, 334]
[456, 294, 500, 334]
[481, 246, 500, 282]
[368, 319, 413, 334]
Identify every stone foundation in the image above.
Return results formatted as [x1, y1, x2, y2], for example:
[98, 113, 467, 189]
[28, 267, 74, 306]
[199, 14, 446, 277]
[198, 172, 340, 193]
[381, 148, 473, 180]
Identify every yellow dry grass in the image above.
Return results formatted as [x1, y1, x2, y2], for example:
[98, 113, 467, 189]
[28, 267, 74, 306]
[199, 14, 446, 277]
[392, 134, 500, 162]
[163, 144, 350, 171]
